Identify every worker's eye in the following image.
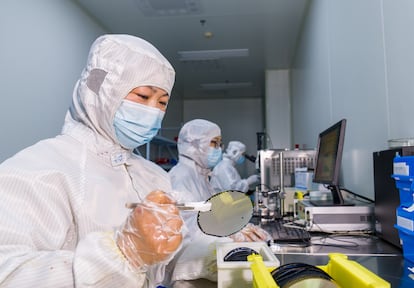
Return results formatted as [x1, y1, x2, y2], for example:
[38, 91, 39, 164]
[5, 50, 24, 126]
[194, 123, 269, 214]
[210, 140, 223, 149]
[136, 93, 149, 100]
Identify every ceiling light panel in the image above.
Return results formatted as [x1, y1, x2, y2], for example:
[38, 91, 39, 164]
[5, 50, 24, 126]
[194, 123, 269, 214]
[200, 82, 253, 90]
[178, 49, 249, 61]
[136, 0, 202, 16]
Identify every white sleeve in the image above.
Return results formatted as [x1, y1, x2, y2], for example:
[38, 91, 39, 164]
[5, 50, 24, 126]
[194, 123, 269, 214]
[0, 232, 145, 288]
[169, 229, 232, 282]
[74, 231, 146, 287]
[0, 170, 145, 288]
[218, 165, 249, 192]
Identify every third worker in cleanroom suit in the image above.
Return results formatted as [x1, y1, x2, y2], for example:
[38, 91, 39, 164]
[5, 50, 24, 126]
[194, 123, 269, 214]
[210, 140, 260, 193]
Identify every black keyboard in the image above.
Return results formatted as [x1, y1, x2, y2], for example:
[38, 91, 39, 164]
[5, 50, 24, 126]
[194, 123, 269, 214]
[253, 218, 311, 244]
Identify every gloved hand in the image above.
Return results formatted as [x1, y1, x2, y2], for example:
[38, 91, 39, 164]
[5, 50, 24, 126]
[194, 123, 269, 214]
[247, 174, 260, 185]
[229, 223, 272, 242]
[116, 190, 183, 271]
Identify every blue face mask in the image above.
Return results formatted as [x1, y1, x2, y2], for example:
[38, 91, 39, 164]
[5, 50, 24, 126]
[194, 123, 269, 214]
[236, 155, 246, 165]
[113, 100, 164, 149]
[207, 147, 222, 168]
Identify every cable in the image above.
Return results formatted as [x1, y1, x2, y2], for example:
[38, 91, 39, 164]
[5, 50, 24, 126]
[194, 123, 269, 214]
[308, 225, 374, 249]
[310, 234, 361, 249]
[247, 183, 272, 195]
[340, 187, 374, 203]
[244, 154, 256, 162]
[256, 183, 274, 191]
[271, 262, 337, 287]
[223, 247, 259, 262]
[266, 133, 274, 149]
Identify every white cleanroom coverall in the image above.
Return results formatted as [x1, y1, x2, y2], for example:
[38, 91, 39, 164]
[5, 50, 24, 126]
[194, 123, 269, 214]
[166, 120, 271, 285]
[167, 119, 227, 284]
[210, 140, 259, 193]
[0, 34, 180, 288]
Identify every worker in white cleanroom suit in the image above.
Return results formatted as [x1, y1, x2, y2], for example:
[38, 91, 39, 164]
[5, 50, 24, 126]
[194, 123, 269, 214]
[0, 34, 184, 288]
[165, 119, 271, 286]
[210, 140, 260, 193]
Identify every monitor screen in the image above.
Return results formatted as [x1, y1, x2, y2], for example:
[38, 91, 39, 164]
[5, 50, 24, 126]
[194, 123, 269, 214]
[311, 119, 353, 206]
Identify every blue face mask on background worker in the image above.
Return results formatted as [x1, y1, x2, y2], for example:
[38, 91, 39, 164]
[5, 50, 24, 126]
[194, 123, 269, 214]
[207, 146, 223, 168]
[236, 154, 246, 165]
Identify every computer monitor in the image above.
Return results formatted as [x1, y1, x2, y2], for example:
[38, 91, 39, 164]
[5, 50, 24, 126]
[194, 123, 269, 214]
[311, 119, 353, 206]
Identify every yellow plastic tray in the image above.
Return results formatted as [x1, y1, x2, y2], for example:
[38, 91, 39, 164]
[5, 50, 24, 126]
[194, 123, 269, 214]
[248, 253, 390, 288]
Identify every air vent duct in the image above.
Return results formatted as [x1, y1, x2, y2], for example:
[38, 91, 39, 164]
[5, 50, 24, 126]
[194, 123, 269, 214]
[200, 82, 253, 90]
[178, 49, 249, 61]
[136, 0, 202, 16]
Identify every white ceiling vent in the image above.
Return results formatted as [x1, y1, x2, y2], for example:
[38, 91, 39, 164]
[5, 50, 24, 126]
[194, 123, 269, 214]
[136, 0, 202, 16]
[178, 49, 249, 61]
[200, 82, 253, 90]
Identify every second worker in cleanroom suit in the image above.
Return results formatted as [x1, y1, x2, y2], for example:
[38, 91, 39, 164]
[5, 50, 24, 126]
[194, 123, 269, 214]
[210, 140, 260, 193]
[165, 120, 271, 285]
[0, 34, 183, 288]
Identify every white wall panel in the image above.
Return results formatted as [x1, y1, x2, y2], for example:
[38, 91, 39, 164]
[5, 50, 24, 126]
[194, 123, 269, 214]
[291, 0, 331, 151]
[383, 0, 414, 139]
[291, 0, 414, 199]
[0, 0, 105, 161]
[265, 70, 291, 149]
[328, 0, 387, 196]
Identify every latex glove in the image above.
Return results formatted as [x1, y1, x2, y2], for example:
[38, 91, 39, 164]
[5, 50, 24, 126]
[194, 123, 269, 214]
[247, 174, 260, 185]
[116, 190, 183, 271]
[229, 223, 272, 242]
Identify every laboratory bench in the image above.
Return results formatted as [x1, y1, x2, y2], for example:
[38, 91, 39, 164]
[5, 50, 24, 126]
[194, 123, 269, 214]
[271, 234, 407, 287]
[175, 231, 412, 287]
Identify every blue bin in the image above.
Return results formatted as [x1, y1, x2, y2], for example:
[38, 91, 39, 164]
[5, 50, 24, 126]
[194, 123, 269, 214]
[399, 258, 414, 288]
[392, 175, 414, 205]
[395, 224, 414, 263]
[394, 156, 414, 176]
[397, 206, 414, 231]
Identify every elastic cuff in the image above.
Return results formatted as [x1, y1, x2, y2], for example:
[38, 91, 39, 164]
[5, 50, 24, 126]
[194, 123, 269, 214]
[113, 231, 147, 274]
